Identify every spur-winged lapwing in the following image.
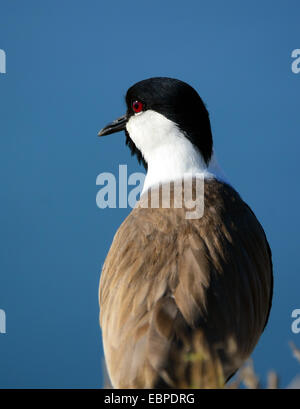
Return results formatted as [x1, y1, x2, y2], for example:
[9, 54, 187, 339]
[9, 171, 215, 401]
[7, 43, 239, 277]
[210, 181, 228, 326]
[98, 77, 273, 388]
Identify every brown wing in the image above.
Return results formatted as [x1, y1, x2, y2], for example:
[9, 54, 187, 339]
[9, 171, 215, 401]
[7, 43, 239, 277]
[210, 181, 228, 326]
[99, 178, 273, 388]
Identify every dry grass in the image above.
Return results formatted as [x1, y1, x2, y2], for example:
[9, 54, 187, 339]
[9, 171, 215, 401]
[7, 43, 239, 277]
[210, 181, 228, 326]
[171, 338, 300, 389]
[103, 340, 300, 389]
[232, 342, 300, 389]
[174, 331, 226, 389]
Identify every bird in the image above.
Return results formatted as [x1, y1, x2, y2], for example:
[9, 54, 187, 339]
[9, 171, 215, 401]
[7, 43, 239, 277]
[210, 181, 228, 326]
[98, 77, 273, 389]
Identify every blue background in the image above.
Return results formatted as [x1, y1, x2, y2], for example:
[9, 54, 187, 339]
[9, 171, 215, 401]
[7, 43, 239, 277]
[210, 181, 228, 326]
[0, 0, 299, 388]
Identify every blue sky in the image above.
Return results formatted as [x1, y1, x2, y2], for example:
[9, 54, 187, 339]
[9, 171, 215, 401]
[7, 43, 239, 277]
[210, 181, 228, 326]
[0, 0, 300, 388]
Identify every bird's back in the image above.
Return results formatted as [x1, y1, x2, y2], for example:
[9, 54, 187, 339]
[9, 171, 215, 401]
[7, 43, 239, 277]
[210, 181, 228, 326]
[99, 178, 273, 388]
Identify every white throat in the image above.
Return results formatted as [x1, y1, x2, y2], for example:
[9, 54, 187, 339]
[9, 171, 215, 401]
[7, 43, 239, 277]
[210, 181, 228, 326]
[126, 110, 225, 193]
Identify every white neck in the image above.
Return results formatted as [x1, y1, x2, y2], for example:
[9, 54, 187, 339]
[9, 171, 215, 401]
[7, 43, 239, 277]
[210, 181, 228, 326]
[143, 140, 209, 193]
[126, 109, 226, 193]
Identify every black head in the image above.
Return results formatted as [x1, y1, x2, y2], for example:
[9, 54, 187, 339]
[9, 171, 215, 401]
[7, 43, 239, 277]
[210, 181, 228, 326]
[99, 77, 213, 169]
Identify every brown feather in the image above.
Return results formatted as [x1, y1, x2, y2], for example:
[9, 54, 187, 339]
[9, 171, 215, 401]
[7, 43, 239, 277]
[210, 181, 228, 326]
[99, 178, 273, 388]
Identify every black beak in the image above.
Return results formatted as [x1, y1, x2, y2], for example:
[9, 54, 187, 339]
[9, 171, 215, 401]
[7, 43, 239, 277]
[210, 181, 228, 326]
[98, 115, 127, 137]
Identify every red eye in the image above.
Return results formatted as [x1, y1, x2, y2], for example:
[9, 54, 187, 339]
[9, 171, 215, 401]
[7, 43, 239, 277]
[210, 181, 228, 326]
[132, 100, 144, 113]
